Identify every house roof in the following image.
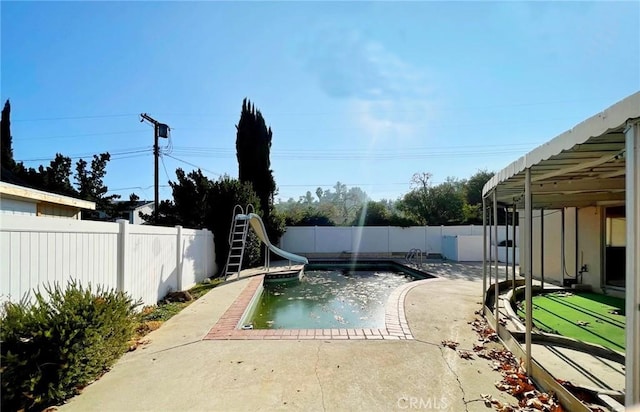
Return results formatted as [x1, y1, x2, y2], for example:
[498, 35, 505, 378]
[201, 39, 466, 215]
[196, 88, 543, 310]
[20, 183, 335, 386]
[0, 181, 96, 210]
[112, 200, 154, 210]
[482, 91, 640, 208]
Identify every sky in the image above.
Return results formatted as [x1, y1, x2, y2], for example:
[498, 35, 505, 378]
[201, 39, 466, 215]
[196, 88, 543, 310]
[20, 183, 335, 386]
[2, 1, 639, 203]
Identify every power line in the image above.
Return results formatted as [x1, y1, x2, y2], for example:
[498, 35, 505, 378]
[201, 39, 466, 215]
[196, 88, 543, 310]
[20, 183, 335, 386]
[16, 152, 151, 162]
[108, 185, 170, 192]
[162, 154, 222, 177]
[15, 130, 148, 141]
[167, 147, 535, 160]
[277, 182, 413, 187]
[12, 140, 540, 163]
[108, 153, 153, 161]
[14, 111, 575, 139]
[160, 154, 172, 182]
[12, 97, 606, 122]
[13, 113, 139, 122]
[171, 141, 539, 152]
[16, 147, 152, 162]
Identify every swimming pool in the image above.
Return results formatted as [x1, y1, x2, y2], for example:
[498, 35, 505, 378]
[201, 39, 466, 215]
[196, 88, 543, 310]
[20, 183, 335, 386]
[241, 262, 431, 330]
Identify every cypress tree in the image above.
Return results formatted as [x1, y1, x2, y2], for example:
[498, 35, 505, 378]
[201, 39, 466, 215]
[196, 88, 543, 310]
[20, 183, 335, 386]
[235, 98, 276, 224]
[1, 99, 16, 175]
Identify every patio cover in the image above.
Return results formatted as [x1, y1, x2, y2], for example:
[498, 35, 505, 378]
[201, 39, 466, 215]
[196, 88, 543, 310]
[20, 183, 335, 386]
[481, 91, 640, 407]
[483, 92, 639, 208]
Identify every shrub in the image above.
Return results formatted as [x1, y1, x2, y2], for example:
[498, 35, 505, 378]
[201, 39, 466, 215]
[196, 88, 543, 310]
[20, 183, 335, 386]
[0, 281, 139, 411]
[207, 176, 262, 272]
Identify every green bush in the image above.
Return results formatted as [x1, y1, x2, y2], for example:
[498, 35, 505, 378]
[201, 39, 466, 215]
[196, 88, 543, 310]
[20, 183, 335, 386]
[207, 176, 262, 273]
[0, 281, 139, 411]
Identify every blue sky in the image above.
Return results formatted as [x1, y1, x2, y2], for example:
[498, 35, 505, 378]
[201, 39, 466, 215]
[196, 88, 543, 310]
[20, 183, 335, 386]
[2, 1, 639, 202]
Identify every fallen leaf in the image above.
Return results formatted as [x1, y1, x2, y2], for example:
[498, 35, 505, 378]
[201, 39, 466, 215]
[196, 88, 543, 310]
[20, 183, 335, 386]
[441, 340, 459, 349]
[481, 393, 493, 407]
[525, 397, 544, 409]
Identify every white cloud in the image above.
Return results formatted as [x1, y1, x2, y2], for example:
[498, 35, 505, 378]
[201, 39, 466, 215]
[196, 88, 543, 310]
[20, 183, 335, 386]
[300, 28, 436, 144]
[351, 99, 425, 145]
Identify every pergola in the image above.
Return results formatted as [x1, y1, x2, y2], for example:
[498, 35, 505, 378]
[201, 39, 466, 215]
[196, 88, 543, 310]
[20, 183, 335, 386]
[481, 91, 640, 407]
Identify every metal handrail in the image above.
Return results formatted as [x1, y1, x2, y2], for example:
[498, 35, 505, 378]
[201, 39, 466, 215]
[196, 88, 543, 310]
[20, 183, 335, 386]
[405, 249, 412, 264]
[405, 248, 423, 267]
[229, 204, 244, 245]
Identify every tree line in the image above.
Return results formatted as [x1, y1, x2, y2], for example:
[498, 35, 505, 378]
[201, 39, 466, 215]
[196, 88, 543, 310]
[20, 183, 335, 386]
[1, 97, 501, 273]
[0, 98, 281, 271]
[0, 100, 136, 219]
[276, 169, 495, 227]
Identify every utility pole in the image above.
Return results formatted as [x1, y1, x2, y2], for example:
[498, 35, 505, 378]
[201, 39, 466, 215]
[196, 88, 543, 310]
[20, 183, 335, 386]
[140, 113, 170, 223]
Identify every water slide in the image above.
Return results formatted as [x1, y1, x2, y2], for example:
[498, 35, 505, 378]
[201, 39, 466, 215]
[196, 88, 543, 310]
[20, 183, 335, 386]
[239, 213, 308, 264]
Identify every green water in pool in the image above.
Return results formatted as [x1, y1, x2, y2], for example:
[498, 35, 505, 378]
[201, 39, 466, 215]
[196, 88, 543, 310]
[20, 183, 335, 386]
[247, 267, 414, 329]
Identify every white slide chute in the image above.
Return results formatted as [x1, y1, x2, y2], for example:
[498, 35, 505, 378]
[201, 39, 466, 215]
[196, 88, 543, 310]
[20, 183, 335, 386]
[240, 213, 308, 264]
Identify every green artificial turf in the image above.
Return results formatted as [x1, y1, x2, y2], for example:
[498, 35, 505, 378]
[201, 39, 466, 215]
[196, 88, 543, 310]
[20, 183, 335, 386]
[517, 292, 625, 352]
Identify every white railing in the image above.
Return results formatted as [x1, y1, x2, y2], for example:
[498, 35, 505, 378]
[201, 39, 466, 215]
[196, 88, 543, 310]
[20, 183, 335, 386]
[0, 215, 216, 306]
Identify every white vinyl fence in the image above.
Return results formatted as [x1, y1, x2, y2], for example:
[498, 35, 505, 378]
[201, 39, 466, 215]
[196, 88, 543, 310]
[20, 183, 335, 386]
[1, 215, 216, 306]
[280, 225, 520, 263]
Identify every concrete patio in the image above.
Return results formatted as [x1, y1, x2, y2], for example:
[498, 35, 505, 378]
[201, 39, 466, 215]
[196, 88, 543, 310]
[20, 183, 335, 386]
[57, 262, 619, 411]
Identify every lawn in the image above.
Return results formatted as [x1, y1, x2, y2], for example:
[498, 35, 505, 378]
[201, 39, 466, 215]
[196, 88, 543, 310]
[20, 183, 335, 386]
[517, 291, 625, 353]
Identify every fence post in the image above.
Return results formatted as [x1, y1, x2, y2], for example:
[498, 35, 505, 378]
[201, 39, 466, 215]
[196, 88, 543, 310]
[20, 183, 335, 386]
[176, 225, 183, 291]
[424, 226, 428, 253]
[387, 226, 391, 256]
[204, 229, 210, 277]
[202, 230, 207, 278]
[116, 219, 129, 293]
[351, 226, 355, 253]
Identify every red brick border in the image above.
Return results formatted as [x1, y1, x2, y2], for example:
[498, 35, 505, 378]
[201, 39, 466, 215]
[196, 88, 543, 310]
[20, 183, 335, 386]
[204, 275, 438, 341]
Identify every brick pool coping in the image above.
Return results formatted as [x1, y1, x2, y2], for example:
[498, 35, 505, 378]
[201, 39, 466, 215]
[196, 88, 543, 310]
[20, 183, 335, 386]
[204, 275, 441, 341]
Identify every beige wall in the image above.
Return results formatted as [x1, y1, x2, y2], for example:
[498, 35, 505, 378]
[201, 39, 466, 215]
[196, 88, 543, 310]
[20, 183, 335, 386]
[37, 202, 81, 219]
[534, 208, 577, 286]
[520, 207, 599, 288]
[577, 207, 602, 291]
[1, 196, 82, 220]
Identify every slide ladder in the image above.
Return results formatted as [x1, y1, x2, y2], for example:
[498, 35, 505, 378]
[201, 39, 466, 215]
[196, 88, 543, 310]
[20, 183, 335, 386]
[224, 204, 308, 281]
[224, 204, 254, 280]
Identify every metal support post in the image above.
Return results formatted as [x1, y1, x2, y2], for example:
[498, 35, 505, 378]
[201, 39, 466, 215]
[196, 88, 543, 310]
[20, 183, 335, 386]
[625, 120, 640, 406]
[524, 168, 533, 375]
[540, 208, 544, 290]
[493, 191, 500, 332]
[482, 196, 487, 306]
